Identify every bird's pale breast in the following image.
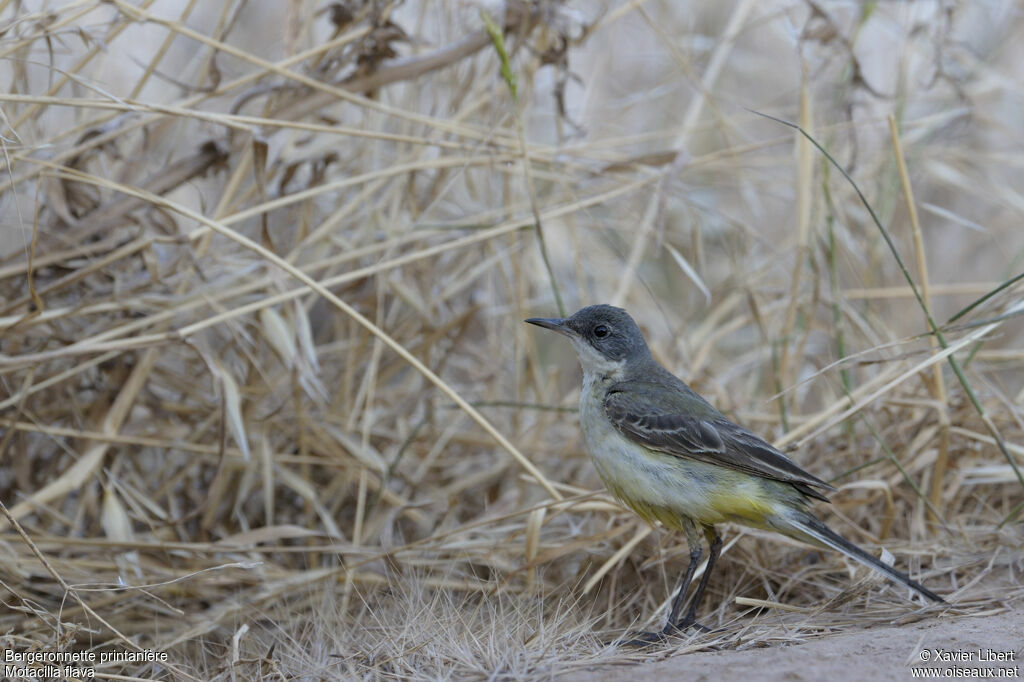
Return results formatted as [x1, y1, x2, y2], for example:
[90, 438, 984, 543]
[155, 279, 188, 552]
[579, 374, 782, 530]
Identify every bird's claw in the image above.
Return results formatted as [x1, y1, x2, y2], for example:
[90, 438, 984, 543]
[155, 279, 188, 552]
[616, 619, 714, 648]
[618, 629, 671, 648]
[672, 616, 713, 634]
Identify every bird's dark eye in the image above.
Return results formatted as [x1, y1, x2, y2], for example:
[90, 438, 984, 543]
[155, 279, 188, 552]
[593, 324, 609, 338]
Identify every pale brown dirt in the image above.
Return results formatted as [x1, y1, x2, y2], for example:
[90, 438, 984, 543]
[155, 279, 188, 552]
[563, 611, 1023, 682]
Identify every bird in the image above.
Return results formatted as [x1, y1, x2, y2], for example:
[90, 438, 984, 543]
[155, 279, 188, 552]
[525, 304, 944, 644]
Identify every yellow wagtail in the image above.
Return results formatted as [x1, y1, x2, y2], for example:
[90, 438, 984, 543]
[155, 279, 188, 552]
[526, 304, 944, 643]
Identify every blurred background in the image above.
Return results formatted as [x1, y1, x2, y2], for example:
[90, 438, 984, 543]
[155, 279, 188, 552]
[1, 1, 1022, 678]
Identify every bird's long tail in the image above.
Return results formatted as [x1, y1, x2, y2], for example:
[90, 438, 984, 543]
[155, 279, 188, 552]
[784, 513, 945, 603]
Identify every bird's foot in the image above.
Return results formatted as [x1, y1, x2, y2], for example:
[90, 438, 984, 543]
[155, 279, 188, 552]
[616, 619, 713, 648]
[671, 614, 713, 634]
[617, 629, 668, 648]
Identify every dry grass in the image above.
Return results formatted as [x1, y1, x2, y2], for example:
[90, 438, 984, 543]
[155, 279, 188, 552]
[1, 1, 1023, 679]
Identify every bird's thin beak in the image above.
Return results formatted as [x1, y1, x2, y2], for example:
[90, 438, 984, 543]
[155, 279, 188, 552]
[525, 317, 572, 336]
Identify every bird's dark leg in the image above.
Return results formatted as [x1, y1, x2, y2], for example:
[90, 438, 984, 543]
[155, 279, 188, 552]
[622, 519, 704, 646]
[661, 518, 703, 634]
[675, 525, 722, 630]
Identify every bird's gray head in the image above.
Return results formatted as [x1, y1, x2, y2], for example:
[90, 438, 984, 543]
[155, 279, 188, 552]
[525, 304, 652, 376]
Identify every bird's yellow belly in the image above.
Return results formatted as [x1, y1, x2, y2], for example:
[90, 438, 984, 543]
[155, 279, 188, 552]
[579, 390, 780, 530]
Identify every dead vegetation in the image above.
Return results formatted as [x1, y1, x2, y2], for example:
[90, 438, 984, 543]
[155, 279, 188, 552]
[0, 1, 1022, 679]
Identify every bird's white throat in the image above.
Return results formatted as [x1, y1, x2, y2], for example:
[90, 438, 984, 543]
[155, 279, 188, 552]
[568, 336, 626, 382]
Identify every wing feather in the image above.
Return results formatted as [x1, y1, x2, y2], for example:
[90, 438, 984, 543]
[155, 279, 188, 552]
[603, 383, 834, 501]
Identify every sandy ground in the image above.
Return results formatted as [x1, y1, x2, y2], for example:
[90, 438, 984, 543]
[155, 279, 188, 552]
[563, 611, 1023, 681]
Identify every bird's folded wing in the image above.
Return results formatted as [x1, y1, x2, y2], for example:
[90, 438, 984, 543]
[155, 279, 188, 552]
[603, 385, 834, 499]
